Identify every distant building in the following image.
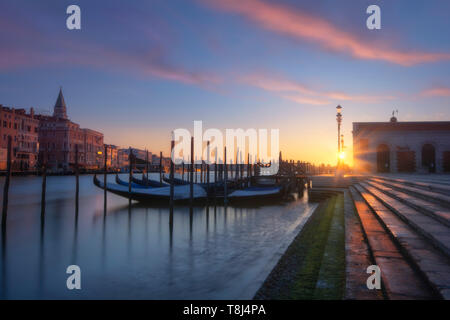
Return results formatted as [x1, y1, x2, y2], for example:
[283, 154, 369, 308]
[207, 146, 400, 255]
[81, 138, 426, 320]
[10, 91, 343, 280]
[117, 149, 130, 171]
[353, 116, 450, 174]
[0, 105, 39, 171]
[37, 89, 104, 171]
[105, 144, 119, 169]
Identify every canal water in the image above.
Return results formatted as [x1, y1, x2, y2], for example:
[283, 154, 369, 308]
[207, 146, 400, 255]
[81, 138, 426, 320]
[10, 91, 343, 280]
[0, 174, 317, 299]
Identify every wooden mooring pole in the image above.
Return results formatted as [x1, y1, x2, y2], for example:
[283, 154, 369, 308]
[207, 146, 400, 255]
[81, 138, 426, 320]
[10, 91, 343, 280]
[41, 152, 47, 220]
[190, 137, 194, 204]
[224, 146, 228, 204]
[103, 145, 107, 211]
[159, 151, 163, 183]
[182, 161, 185, 182]
[206, 141, 210, 195]
[75, 144, 79, 213]
[1, 136, 12, 229]
[247, 153, 250, 188]
[146, 149, 149, 181]
[169, 138, 174, 227]
[128, 147, 132, 203]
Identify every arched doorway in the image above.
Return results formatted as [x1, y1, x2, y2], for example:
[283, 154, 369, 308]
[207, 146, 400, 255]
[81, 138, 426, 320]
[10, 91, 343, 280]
[377, 144, 390, 173]
[422, 144, 436, 173]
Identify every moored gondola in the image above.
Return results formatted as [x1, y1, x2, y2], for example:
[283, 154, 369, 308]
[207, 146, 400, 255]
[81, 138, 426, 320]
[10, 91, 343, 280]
[94, 174, 207, 203]
[131, 175, 167, 187]
[116, 174, 153, 189]
[227, 185, 283, 202]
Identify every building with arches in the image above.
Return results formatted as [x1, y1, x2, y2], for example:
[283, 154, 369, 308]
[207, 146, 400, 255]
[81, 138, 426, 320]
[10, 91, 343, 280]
[353, 117, 450, 174]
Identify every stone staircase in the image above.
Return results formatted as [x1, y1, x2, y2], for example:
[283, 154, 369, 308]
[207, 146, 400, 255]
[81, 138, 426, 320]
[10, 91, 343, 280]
[349, 176, 450, 300]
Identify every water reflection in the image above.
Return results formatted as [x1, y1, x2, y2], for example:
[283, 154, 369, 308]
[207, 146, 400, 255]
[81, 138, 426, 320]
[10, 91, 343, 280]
[1, 227, 7, 299]
[0, 174, 316, 299]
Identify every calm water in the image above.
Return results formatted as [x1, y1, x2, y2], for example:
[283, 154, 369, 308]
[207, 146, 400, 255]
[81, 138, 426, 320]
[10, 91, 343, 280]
[0, 174, 316, 299]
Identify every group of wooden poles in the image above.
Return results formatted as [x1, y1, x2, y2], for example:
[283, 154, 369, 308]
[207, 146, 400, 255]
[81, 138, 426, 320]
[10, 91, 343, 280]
[1, 135, 263, 230]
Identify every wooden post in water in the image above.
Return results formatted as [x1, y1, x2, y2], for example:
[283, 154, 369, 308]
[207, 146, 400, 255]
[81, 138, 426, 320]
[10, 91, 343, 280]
[206, 141, 210, 195]
[235, 149, 239, 182]
[224, 146, 228, 204]
[214, 160, 218, 199]
[169, 138, 174, 227]
[146, 149, 149, 181]
[247, 153, 250, 188]
[103, 145, 107, 210]
[195, 161, 197, 184]
[1, 136, 12, 229]
[128, 147, 132, 202]
[241, 152, 244, 187]
[75, 144, 79, 213]
[159, 151, 163, 183]
[190, 136, 194, 204]
[182, 161, 185, 182]
[41, 152, 47, 220]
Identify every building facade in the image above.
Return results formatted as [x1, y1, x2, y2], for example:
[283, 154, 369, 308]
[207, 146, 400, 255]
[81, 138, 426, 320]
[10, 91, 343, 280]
[37, 89, 104, 171]
[105, 144, 119, 170]
[353, 117, 450, 174]
[0, 105, 39, 171]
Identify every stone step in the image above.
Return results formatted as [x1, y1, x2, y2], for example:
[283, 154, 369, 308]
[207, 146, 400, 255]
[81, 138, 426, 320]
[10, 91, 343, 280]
[344, 190, 383, 300]
[375, 175, 450, 190]
[366, 180, 450, 228]
[353, 184, 450, 299]
[360, 182, 450, 259]
[370, 177, 450, 209]
[349, 186, 436, 299]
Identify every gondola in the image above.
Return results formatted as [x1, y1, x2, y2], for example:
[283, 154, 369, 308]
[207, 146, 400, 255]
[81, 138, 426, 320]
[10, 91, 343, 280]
[162, 175, 189, 185]
[131, 175, 167, 187]
[115, 174, 153, 189]
[227, 185, 283, 202]
[93, 174, 207, 203]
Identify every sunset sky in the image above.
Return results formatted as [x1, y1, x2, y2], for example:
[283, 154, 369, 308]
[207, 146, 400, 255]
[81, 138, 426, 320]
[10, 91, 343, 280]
[1, 0, 449, 165]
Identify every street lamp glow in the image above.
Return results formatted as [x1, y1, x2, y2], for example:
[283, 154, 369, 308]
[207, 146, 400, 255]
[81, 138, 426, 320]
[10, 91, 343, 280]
[336, 105, 342, 114]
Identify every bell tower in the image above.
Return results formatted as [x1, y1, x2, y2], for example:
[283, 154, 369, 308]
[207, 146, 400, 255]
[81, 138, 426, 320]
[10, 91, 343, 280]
[53, 87, 68, 119]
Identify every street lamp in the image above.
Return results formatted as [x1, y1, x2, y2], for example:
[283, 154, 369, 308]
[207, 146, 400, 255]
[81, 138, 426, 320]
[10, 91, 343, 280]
[339, 134, 345, 160]
[336, 104, 342, 156]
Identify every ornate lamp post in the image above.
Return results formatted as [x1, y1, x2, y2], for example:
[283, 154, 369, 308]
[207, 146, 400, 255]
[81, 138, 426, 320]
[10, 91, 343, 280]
[336, 105, 343, 169]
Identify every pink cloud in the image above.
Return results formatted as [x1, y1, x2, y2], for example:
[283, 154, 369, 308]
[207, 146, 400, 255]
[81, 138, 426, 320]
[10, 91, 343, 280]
[283, 95, 330, 106]
[325, 91, 395, 103]
[205, 0, 450, 66]
[241, 74, 314, 95]
[0, 15, 219, 86]
[421, 87, 450, 97]
[242, 74, 395, 106]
